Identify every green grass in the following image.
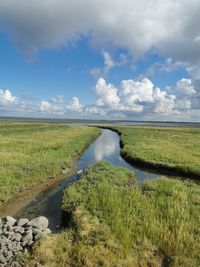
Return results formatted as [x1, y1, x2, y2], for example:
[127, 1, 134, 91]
[0, 122, 100, 205]
[29, 161, 200, 267]
[113, 126, 200, 178]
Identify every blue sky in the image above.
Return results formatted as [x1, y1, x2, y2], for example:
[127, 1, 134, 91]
[0, 0, 199, 121]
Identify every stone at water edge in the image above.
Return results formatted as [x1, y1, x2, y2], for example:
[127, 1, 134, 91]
[33, 229, 45, 240]
[33, 228, 52, 240]
[17, 218, 29, 227]
[77, 169, 83, 175]
[27, 216, 48, 231]
[5, 216, 16, 227]
[21, 228, 33, 242]
[43, 228, 51, 235]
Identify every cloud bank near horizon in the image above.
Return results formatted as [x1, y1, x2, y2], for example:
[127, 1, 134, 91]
[1, 76, 199, 121]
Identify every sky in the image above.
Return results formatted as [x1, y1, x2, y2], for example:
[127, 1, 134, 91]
[0, 0, 200, 121]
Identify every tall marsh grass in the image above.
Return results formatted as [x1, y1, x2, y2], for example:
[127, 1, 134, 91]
[30, 161, 200, 266]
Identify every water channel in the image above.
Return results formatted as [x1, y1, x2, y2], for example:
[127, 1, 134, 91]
[15, 129, 171, 231]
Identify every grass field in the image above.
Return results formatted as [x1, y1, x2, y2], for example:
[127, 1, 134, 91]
[27, 161, 200, 267]
[0, 122, 99, 206]
[113, 126, 200, 178]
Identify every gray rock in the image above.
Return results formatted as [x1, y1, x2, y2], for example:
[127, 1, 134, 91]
[0, 218, 3, 228]
[33, 228, 42, 235]
[8, 242, 15, 251]
[43, 228, 51, 235]
[2, 226, 7, 233]
[33, 229, 45, 240]
[5, 216, 16, 227]
[10, 261, 21, 267]
[7, 225, 13, 232]
[0, 254, 6, 264]
[4, 250, 13, 257]
[2, 236, 9, 243]
[27, 240, 34, 246]
[35, 233, 45, 241]
[17, 245, 23, 251]
[0, 215, 51, 266]
[13, 226, 24, 234]
[13, 243, 22, 252]
[33, 227, 51, 240]
[17, 218, 29, 227]
[33, 228, 43, 235]
[4, 250, 13, 262]
[13, 233, 22, 242]
[22, 228, 32, 242]
[3, 231, 10, 237]
[24, 226, 32, 233]
[6, 253, 13, 262]
[28, 216, 48, 231]
[21, 241, 28, 247]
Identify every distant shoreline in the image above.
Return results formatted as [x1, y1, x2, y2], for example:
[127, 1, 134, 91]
[0, 116, 199, 127]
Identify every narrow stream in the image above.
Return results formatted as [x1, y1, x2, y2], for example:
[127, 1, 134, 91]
[14, 129, 168, 231]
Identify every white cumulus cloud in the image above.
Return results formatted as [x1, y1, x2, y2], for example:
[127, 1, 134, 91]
[38, 96, 83, 115]
[176, 78, 196, 96]
[95, 78, 120, 108]
[0, 89, 16, 105]
[39, 101, 51, 112]
[0, 75, 199, 120]
[94, 77, 177, 115]
[153, 88, 176, 114]
[119, 78, 154, 104]
[67, 97, 82, 113]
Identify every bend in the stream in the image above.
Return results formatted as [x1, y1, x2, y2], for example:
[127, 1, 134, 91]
[14, 129, 177, 231]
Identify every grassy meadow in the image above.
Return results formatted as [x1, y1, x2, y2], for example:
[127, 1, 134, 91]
[114, 126, 200, 178]
[0, 122, 100, 206]
[28, 161, 200, 267]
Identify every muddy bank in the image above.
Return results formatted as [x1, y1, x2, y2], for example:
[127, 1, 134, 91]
[121, 151, 200, 180]
[0, 169, 74, 219]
